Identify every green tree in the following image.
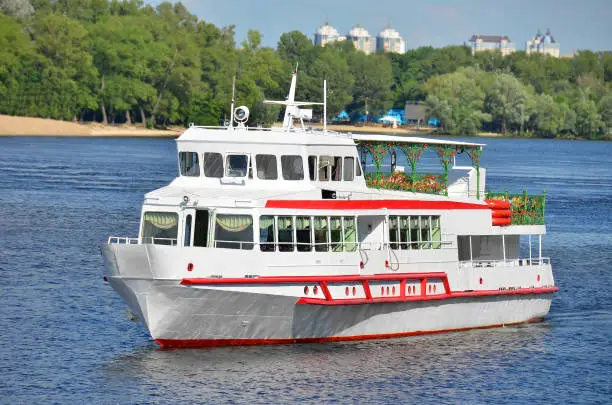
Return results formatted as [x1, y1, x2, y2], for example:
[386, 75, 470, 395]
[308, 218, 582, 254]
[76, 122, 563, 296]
[348, 52, 393, 116]
[425, 68, 490, 134]
[574, 98, 604, 139]
[485, 73, 531, 134]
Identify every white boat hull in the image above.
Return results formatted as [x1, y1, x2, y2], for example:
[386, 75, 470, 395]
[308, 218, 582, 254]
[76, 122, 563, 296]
[109, 276, 553, 348]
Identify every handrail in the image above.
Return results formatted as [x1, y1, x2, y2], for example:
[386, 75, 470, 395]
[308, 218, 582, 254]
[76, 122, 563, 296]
[106, 236, 452, 251]
[459, 257, 551, 268]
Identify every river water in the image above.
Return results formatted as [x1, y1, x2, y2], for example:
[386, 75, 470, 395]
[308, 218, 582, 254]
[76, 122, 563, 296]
[0, 136, 610, 404]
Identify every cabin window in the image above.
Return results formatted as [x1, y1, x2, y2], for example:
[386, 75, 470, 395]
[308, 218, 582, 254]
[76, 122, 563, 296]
[179, 152, 200, 177]
[343, 217, 357, 252]
[142, 212, 178, 245]
[259, 215, 275, 251]
[432, 216, 441, 249]
[184, 214, 192, 247]
[330, 217, 343, 251]
[332, 157, 342, 181]
[308, 156, 317, 180]
[356, 157, 362, 177]
[420, 216, 431, 249]
[343, 157, 355, 181]
[389, 216, 399, 250]
[296, 216, 312, 251]
[226, 154, 248, 177]
[214, 214, 253, 249]
[399, 216, 410, 249]
[203, 152, 223, 178]
[281, 155, 304, 180]
[277, 216, 294, 251]
[410, 217, 420, 249]
[389, 215, 441, 250]
[319, 156, 331, 181]
[314, 217, 329, 252]
[256, 155, 278, 180]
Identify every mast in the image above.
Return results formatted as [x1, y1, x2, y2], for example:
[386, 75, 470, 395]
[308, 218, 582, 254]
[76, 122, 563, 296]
[263, 68, 324, 131]
[229, 76, 236, 129]
[323, 79, 327, 133]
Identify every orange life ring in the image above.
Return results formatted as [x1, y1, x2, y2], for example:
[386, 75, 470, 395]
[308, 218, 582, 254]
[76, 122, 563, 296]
[484, 199, 511, 210]
[491, 210, 511, 218]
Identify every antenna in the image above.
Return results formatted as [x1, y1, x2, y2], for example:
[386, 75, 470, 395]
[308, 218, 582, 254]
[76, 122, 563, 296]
[229, 76, 236, 129]
[323, 79, 327, 133]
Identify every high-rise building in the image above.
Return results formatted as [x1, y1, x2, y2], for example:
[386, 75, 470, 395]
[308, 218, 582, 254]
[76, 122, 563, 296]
[467, 34, 516, 56]
[346, 25, 376, 54]
[314, 19, 345, 47]
[526, 29, 560, 57]
[376, 26, 406, 54]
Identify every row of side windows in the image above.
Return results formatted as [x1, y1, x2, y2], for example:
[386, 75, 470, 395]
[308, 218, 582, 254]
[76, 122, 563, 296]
[179, 152, 361, 182]
[259, 215, 357, 252]
[141, 211, 442, 251]
[389, 215, 442, 250]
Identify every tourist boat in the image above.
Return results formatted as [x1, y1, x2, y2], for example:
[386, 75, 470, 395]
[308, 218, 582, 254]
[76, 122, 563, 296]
[100, 72, 557, 348]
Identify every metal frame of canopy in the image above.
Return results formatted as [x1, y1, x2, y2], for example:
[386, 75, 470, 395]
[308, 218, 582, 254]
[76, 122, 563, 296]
[352, 135, 484, 198]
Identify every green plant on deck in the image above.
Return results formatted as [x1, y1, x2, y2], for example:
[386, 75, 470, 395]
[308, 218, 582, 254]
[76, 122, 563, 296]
[486, 190, 546, 225]
[365, 172, 446, 194]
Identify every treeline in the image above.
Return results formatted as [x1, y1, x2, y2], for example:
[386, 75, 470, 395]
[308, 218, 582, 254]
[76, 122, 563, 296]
[1, 0, 611, 138]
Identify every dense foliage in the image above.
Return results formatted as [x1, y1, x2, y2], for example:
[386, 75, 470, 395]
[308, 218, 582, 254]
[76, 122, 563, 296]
[1, 0, 611, 138]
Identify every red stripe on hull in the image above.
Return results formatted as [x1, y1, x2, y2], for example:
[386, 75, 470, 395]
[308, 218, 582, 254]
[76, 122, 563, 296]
[155, 318, 546, 349]
[296, 286, 558, 305]
[264, 199, 488, 210]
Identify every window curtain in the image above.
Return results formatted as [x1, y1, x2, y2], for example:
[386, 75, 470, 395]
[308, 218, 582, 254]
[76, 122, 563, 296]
[143, 212, 178, 230]
[296, 217, 311, 229]
[216, 214, 252, 232]
[259, 216, 274, 229]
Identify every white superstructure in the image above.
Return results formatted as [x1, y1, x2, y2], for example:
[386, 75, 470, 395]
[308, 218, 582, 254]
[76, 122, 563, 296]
[101, 72, 557, 348]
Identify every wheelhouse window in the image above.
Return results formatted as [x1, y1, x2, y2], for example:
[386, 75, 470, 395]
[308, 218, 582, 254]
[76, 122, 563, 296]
[259, 215, 275, 251]
[319, 156, 331, 181]
[214, 214, 253, 250]
[331, 157, 342, 181]
[308, 156, 317, 180]
[343, 157, 354, 181]
[226, 154, 248, 177]
[179, 152, 200, 176]
[142, 212, 178, 245]
[281, 155, 304, 180]
[204, 152, 223, 178]
[256, 155, 278, 180]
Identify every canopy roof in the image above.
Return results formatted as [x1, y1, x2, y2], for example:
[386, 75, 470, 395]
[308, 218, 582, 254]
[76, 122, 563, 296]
[352, 134, 485, 148]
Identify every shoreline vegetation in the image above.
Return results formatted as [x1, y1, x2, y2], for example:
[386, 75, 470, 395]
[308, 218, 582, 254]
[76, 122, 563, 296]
[2, 114, 606, 140]
[0, 1, 611, 140]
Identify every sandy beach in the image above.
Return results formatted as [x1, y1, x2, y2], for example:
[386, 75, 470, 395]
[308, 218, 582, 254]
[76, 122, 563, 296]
[0, 114, 181, 137]
[0, 114, 509, 139]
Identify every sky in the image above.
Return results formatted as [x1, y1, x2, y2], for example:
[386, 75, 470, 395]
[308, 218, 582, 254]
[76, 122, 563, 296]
[157, 0, 612, 53]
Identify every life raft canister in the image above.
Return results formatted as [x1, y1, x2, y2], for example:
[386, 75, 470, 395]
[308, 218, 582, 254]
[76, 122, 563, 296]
[485, 199, 512, 226]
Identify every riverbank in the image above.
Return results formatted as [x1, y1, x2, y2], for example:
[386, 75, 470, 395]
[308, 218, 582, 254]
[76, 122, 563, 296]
[0, 114, 180, 137]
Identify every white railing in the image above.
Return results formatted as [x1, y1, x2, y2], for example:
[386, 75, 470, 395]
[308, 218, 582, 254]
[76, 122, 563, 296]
[107, 236, 139, 245]
[106, 236, 177, 246]
[459, 257, 550, 269]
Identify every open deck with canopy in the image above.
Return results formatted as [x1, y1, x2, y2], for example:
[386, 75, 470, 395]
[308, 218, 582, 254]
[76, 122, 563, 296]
[352, 134, 545, 225]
